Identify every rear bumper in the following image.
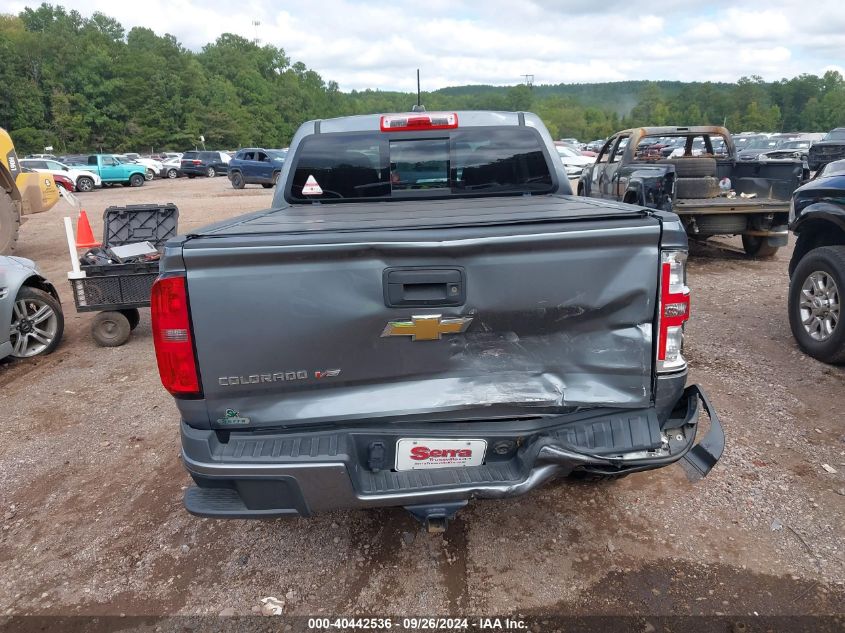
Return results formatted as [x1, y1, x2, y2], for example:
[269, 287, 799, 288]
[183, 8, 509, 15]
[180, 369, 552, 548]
[181, 384, 723, 519]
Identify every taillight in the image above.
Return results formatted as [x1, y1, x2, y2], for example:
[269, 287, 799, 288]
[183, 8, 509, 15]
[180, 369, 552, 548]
[380, 112, 458, 132]
[657, 250, 690, 373]
[192, 160, 201, 165]
[151, 275, 202, 397]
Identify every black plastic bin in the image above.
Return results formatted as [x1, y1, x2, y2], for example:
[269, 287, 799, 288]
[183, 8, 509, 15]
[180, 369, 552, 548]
[69, 203, 178, 346]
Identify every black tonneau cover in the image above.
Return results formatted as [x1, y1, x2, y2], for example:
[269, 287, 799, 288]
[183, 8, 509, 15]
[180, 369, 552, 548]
[194, 194, 648, 237]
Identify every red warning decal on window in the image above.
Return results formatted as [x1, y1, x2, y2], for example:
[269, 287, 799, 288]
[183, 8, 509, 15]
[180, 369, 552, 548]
[302, 174, 323, 196]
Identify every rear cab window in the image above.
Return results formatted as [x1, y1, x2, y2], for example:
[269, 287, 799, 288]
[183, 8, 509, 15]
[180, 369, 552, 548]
[286, 126, 555, 203]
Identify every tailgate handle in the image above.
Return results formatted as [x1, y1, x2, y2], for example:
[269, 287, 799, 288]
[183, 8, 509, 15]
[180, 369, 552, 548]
[384, 267, 465, 307]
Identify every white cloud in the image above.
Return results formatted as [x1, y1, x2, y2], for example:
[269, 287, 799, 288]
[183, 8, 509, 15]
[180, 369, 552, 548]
[2, 0, 843, 90]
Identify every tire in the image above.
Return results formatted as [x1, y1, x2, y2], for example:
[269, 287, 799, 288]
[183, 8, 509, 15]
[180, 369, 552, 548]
[144, 169, 154, 181]
[76, 176, 95, 192]
[120, 308, 141, 331]
[675, 176, 719, 199]
[695, 214, 748, 235]
[91, 311, 132, 347]
[788, 246, 845, 364]
[0, 189, 20, 255]
[9, 286, 64, 358]
[129, 173, 144, 187]
[742, 235, 780, 259]
[272, 170, 280, 185]
[206, 166, 216, 178]
[230, 172, 245, 189]
[261, 183, 273, 189]
[659, 157, 717, 178]
[166, 169, 178, 179]
[187, 174, 196, 179]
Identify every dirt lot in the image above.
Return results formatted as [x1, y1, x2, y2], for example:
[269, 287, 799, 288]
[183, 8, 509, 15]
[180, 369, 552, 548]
[0, 177, 843, 624]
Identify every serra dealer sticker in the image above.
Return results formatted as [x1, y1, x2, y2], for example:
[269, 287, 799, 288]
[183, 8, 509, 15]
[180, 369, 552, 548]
[395, 438, 487, 471]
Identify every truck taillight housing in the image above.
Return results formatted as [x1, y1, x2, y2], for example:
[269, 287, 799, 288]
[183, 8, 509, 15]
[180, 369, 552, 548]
[151, 275, 202, 397]
[657, 250, 690, 373]
[380, 112, 458, 132]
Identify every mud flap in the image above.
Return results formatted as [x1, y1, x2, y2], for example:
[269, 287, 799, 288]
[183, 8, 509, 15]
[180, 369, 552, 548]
[680, 384, 725, 482]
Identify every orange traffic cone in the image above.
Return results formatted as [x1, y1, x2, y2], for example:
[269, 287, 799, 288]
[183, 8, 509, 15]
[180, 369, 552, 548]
[75, 209, 100, 249]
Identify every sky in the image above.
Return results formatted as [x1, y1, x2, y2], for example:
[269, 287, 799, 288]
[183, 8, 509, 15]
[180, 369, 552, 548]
[3, 0, 845, 92]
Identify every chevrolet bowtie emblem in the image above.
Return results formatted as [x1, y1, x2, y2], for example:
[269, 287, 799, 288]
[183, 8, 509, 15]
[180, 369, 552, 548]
[381, 315, 473, 341]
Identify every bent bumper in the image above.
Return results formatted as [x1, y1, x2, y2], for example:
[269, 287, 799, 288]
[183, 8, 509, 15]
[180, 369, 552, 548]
[181, 384, 724, 519]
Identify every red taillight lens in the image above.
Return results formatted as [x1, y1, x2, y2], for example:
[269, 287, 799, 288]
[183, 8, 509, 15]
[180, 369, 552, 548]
[151, 275, 202, 397]
[192, 160, 201, 165]
[380, 112, 458, 132]
[657, 252, 690, 372]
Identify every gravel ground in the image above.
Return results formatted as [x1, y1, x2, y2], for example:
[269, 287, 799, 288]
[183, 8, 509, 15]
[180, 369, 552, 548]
[0, 176, 843, 621]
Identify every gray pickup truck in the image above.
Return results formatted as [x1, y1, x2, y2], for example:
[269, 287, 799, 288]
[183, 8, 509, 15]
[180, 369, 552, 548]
[151, 110, 724, 530]
[578, 126, 805, 258]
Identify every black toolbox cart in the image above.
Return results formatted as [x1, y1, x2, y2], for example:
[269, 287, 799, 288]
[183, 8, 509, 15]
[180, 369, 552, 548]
[69, 204, 178, 346]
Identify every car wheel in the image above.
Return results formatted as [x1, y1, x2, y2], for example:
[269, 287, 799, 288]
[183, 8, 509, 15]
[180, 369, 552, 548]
[206, 166, 216, 178]
[230, 172, 245, 189]
[262, 183, 273, 189]
[91, 311, 132, 347]
[788, 246, 845, 364]
[144, 169, 154, 181]
[76, 176, 95, 192]
[9, 286, 64, 358]
[129, 173, 144, 187]
[167, 169, 178, 179]
[742, 235, 780, 259]
[120, 308, 141, 331]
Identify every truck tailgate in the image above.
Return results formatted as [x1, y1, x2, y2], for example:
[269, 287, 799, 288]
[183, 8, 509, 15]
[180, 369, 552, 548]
[183, 198, 662, 428]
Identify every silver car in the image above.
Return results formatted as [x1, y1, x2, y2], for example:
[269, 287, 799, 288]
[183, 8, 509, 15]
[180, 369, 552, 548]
[0, 256, 64, 360]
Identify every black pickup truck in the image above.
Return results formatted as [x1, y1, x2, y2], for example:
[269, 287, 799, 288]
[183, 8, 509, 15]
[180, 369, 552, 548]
[151, 111, 724, 530]
[578, 126, 805, 258]
[787, 159, 845, 363]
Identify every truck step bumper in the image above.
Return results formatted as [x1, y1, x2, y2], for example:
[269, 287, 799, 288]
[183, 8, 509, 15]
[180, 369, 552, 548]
[181, 384, 723, 519]
[184, 487, 301, 519]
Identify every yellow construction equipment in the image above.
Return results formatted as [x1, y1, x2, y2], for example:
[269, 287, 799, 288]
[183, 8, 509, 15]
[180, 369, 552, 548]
[1, 128, 60, 254]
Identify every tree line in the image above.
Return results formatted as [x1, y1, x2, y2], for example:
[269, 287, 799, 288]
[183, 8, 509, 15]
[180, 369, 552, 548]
[1, 3, 844, 154]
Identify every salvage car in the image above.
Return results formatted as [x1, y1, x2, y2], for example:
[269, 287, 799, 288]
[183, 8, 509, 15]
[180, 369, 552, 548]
[64, 155, 147, 187]
[180, 151, 230, 178]
[20, 158, 101, 192]
[227, 148, 287, 189]
[578, 126, 805, 257]
[151, 110, 724, 529]
[807, 128, 845, 172]
[787, 158, 845, 363]
[0, 256, 64, 360]
[554, 144, 592, 177]
[763, 139, 812, 163]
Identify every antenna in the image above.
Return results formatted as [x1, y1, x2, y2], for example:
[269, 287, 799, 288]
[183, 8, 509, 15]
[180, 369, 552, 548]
[522, 74, 534, 89]
[411, 69, 425, 112]
[252, 20, 261, 44]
